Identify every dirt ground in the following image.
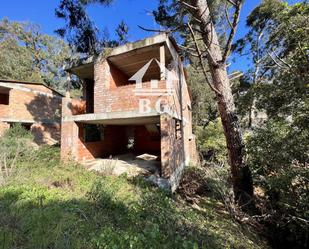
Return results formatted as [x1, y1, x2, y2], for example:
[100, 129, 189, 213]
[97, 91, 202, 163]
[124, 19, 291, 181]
[82, 153, 161, 177]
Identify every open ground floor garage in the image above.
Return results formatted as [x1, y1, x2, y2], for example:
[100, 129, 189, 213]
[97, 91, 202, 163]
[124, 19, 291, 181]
[77, 123, 162, 176]
[61, 112, 192, 191]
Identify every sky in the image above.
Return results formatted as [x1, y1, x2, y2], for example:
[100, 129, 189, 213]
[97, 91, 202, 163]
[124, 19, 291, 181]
[0, 0, 300, 72]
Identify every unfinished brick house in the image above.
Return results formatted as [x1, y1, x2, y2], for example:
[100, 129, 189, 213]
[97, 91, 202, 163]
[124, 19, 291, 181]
[0, 79, 62, 145]
[61, 34, 198, 190]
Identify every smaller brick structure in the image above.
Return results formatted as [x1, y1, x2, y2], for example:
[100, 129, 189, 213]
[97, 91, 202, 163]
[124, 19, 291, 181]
[0, 79, 63, 145]
[61, 34, 199, 191]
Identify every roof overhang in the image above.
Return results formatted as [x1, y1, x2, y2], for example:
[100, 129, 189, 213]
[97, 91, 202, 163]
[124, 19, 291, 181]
[0, 79, 64, 97]
[66, 33, 180, 80]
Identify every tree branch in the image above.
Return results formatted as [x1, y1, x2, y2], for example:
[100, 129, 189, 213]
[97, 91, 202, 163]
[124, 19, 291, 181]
[226, 0, 237, 6]
[178, 44, 200, 57]
[187, 22, 221, 95]
[137, 25, 180, 33]
[179, 0, 198, 10]
[222, 0, 242, 63]
[224, 3, 233, 29]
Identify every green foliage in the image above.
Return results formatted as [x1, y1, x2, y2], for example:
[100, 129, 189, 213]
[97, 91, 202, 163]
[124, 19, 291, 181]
[0, 145, 265, 249]
[55, 0, 129, 55]
[246, 118, 309, 248]
[195, 118, 227, 163]
[0, 18, 72, 90]
[236, 1, 309, 246]
[186, 65, 217, 126]
[0, 124, 34, 165]
[247, 118, 308, 174]
[0, 39, 37, 82]
[235, 0, 309, 122]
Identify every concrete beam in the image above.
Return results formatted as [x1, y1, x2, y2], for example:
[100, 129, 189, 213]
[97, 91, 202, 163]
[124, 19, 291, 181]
[108, 33, 168, 58]
[0, 118, 59, 125]
[62, 110, 161, 125]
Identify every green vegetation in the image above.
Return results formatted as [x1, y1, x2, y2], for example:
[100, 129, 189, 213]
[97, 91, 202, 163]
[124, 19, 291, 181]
[194, 119, 227, 164]
[0, 18, 73, 90]
[0, 127, 265, 249]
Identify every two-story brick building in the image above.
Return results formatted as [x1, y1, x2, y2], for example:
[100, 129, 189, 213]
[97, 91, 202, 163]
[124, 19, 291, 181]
[0, 79, 62, 145]
[61, 34, 198, 190]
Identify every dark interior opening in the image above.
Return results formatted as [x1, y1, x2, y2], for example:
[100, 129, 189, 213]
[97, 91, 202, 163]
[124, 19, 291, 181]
[79, 123, 162, 175]
[21, 123, 32, 131]
[84, 79, 94, 113]
[0, 88, 10, 105]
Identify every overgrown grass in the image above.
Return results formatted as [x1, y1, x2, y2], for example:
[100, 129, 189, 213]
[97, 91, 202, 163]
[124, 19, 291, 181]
[0, 145, 266, 249]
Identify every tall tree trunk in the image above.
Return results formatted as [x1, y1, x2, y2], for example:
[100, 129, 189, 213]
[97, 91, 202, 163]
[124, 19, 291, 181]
[192, 0, 253, 206]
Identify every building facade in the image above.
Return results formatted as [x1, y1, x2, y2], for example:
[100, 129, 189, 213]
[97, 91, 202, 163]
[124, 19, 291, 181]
[0, 79, 62, 145]
[61, 34, 199, 190]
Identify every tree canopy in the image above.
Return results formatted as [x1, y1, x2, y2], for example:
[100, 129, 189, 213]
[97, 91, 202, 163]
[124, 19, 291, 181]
[55, 0, 129, 55]
[0, 18, 72, 91]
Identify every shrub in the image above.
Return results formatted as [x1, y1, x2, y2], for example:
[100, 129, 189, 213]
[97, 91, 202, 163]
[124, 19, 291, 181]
[0, 124, 34, 183]
[194, 118, 227, 164]
[246, 118, 309, 248]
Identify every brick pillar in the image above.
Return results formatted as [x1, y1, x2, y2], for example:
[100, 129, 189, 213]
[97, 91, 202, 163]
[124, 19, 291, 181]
[94, 55, 110, 113]
[60, 97, 79, 161]
[160, 114, 173, 178]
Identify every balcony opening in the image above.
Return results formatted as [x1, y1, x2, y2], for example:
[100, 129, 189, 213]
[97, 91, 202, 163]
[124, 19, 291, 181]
[108, 43, 174, 87]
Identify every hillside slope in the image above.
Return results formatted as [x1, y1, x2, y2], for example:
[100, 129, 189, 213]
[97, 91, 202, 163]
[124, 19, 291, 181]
[0, 146, 267, 249]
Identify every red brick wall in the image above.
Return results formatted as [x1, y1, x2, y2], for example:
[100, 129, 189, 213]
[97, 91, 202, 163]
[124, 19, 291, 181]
[93, 80, 169, 113]
[160, 115, 185, 178]
[31, 123, 61, 145]
[0, 83, 62, 145]
[0, 104, 9, 117]
[69, 99, 86, 115]
[1, 88, 61, 122]
[109, 63, 129, 89]
[76, 124, 127, 161]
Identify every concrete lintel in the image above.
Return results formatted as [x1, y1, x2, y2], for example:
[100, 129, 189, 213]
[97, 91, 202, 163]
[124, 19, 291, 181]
[62, 110, 163, 125]
[0, 118, 59, 125]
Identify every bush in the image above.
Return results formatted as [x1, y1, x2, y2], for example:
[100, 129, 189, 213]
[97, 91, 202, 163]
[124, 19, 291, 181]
[246, 118, 309, 248]
[195, 118, 227, 164]
[0, 124, 34, 183]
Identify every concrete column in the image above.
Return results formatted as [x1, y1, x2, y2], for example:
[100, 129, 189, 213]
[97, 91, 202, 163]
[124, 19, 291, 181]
[160, 45, 166, 80]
